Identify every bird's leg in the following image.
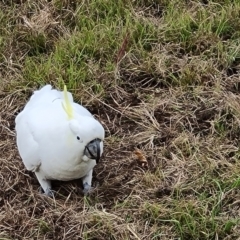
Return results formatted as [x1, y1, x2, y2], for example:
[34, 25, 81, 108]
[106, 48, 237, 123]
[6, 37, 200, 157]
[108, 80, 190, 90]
[82, 169, 93, 195]
[35, 170, 54, 197]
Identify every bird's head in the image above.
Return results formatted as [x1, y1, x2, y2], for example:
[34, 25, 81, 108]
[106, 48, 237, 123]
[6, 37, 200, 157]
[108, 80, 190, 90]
[62, 85, 104, 163]
[68, 118, 104, 163]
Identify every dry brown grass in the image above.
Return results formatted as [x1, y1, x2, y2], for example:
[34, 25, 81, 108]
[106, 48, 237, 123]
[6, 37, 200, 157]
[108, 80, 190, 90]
[1, 0, 240, 239]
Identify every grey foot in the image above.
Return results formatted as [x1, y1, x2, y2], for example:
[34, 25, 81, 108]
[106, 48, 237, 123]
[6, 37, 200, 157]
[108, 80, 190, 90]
[45, 188, 54, 198]
[82, 182, 93, 195]
[39, 187, 54, 198]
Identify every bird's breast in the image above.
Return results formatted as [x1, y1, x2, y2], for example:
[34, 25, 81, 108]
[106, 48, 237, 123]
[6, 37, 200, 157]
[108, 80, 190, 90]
[41, 157, 96, 181]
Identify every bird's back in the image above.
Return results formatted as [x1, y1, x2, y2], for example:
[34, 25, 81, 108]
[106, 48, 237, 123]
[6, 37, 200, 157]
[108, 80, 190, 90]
[24, 85, 70, 110]
[16, 85, 92, 123]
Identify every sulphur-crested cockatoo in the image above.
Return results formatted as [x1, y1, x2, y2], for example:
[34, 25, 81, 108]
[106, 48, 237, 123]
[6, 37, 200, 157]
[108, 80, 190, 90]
[15, 84, 104, 196]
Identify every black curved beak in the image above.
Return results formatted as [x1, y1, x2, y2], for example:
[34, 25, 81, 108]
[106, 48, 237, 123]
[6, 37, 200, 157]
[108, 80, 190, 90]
[84, 138, 101, 163]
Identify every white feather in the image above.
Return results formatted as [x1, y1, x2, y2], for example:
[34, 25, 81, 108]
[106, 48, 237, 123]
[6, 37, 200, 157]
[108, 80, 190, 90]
[15, 85, 104, 193]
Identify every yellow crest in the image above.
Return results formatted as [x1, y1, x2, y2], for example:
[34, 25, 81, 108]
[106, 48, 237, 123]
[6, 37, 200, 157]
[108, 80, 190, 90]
[62, 85, 74, 120]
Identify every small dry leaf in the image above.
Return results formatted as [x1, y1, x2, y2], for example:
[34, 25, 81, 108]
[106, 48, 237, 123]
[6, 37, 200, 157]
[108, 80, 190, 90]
[115, 31, 130, 64]
[134, 148, 148, 168]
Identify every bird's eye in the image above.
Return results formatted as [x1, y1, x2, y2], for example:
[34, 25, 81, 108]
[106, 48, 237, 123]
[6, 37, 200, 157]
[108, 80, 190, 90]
[77, 136, 80, 140]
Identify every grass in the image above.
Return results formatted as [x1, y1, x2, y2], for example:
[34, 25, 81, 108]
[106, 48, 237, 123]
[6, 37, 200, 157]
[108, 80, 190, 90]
[1, 0, 240, 239]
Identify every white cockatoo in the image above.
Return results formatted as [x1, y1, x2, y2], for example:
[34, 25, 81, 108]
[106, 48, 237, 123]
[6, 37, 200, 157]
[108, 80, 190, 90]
[15, 84, 105, 196]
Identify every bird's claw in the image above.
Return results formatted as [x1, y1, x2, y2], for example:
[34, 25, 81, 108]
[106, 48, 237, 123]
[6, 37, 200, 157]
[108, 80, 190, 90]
[45, 188, 54, 198]
[82, 182, 93, 195]
[39, 187, 54, 198]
